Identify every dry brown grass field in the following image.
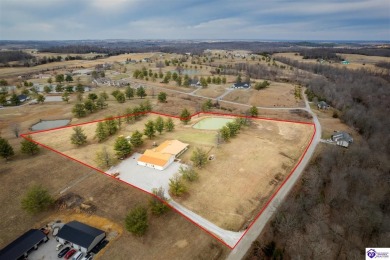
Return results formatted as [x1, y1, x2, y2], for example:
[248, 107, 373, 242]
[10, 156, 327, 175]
[273, 52, 390, 72]
[223, 81, 304, 108]
[196, 84, 229, 98]
[0, 101, 229, 259]
[177, 118, 314, 231]
[31, 113, 314, 233]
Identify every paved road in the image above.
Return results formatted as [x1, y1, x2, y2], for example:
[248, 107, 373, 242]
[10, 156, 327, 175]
[226, 91, 322, 260]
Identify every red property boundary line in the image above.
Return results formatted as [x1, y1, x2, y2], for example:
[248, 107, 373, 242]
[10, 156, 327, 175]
[21, 111, 316, 249]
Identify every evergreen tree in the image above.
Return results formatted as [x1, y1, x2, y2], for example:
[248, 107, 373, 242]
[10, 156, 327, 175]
[125, 206, 148, 236]
[95, 122, 108, 142]
[70, 126, 87, 146]
[105, 117, 118, 135]
[165, 118, 175, 132]
[20, 135, 39, 155]
[220, 126, 231, 142]
[84, 99, 96, 113]
[62, 92, 70, 103]
[136, 86, 147, 99]
[72, 103, 86, 118]
[130, 130, 143, 147]
[144, 120, 155, 139]
[155, 116, 164, 134]
[125, 86, 134, 99]
[96, 96, 107, 109]
[21, 185, 54, 214]
[157, 92, 167, 103]
[0, 137, 14, 160]
[114, 136, 132, 158]
[180, 108, 191, 124]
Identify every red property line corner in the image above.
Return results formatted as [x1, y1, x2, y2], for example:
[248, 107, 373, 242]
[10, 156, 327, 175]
[20, 111, 316, 249]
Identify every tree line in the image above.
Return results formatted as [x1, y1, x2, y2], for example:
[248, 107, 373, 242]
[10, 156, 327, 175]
[247, 55, 390, 259]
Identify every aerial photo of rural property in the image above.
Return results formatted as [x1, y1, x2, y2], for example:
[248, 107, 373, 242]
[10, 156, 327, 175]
[0, 1, 389, 259]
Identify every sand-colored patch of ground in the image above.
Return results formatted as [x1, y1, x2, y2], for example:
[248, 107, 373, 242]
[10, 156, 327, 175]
[176, 120, 314, 231]
[197, 85, 229, 98]
[223, 81, 304, 107]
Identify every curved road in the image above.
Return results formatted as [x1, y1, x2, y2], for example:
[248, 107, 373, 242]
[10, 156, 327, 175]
[227, 92, 321, 259]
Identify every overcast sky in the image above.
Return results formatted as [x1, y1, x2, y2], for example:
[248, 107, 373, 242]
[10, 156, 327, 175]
[0, 0, 389, 41]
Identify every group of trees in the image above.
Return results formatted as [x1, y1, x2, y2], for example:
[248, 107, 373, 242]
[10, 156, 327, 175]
[72, 92, 108, 117]
[219, 118, 246, 143]
[143, 116, 175, 139]
[254, 80, 270, 90]
[111, 86, 146, 103]
[0, 135, 40, 160]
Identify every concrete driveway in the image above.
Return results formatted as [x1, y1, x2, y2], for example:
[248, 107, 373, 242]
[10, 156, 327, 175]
[106, 153, 244, 247]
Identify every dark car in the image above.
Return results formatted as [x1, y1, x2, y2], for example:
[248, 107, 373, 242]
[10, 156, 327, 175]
[58, 247, 70, 258]
[64, 249, 77, 259]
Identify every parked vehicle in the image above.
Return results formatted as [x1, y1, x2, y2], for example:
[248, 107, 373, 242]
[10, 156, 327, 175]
[81, 253, 93, 260]
[64, 249, 77, 260]
[58, 247, 70, 258]
[56, 243, 64, 251]
[72, 251, 83, 260]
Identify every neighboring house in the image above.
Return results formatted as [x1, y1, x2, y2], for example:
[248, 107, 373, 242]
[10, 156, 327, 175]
[317, 101, 330, 110]
[0, 229, 48, 260]
[142, 58, 151, 62]
[190, 79, 200, 87]
[18, 94, 30, 103]
[331, 131, 353, 148]
[137, 140, 189, 170]
[72, 69, 93, 75]
[341, 60, 350, 65]
[57, 221, 106, 254]
[0, 86, 16, 94]
[231, 82, 251, 89]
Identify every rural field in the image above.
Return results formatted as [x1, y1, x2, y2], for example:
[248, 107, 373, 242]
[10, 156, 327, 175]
[223, 81, 304, 108]
[31, 113, 314, 234]
[273, 52, 390, 72]
[177, 117, 314, 231]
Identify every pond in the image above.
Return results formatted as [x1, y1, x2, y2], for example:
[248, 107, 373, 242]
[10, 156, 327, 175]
[192, 117, 234, 130]
[31, 119, 71, 131]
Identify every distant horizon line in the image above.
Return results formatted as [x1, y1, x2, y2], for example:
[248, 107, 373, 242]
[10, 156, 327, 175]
[1, 39, 389, 44]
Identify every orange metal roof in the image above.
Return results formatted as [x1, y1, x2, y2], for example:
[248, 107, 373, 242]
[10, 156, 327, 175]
[155, 140, 189, 156]
[138, 149, 172, 167]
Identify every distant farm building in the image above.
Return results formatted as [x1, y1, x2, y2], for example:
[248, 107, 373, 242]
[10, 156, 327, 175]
[231, 82, 251, 89]
[341, 60, 350, 65]
[317, 101, 330, 110]
[137, 140, 189, 170]
[0, 229, 48, 260]
[331, 131, 353, 148]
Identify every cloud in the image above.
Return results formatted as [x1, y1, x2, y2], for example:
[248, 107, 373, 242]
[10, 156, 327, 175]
[0, 0, 388, 40]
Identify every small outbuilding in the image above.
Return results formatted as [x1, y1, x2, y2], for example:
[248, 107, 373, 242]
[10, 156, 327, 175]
[0, 229, 48, 260]
[331, 131, 353, 148]
[57, 221, 106, 253]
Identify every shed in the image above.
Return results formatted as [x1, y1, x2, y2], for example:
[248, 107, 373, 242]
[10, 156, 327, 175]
[57, 221, 105, 253]
[0, 229, 48, 260]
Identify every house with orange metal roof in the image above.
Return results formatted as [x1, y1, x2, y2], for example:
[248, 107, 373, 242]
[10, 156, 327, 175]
[137, 140, 189, 170]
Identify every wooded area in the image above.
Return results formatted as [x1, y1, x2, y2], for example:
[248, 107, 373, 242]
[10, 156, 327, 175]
[247, 57, 390, 259]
